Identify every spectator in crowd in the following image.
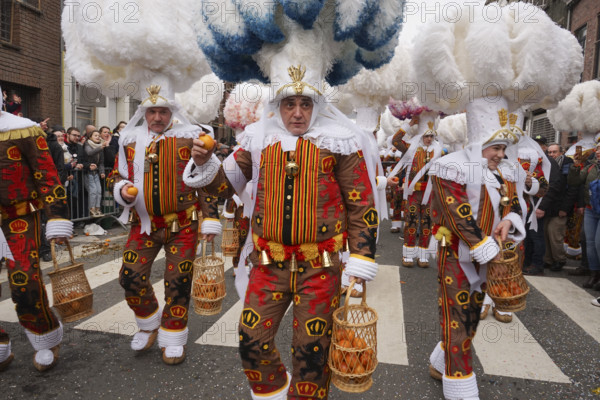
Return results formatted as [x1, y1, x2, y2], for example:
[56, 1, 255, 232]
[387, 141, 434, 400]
[110, 122, 124, 152]
[534, 135, 548, 153]
[31, 117, 50, 134]
[56, 129, 74, 186]
[544, 143, 580, 273]
[214, 137, 231, 161]
[83, 130, 106, 217]
[99, 125, 116, 170]
[66, 127, 87, 224]
[568, 142, 600, 290]
[2, 91, 22, 116]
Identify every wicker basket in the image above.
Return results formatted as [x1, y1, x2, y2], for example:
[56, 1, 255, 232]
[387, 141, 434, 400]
[486, 240, 529, 312]
[329, 281, 378, 393]
[221, 221, 240, 257]
[47, 240, 94, 322]
[192, 241, 226, 316]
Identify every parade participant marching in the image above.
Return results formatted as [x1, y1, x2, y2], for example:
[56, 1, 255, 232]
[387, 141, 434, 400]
[0, 87, 72, 372]
[412, 2, 583, 398]
[387, 99, 443, 268]
[109, 84, 222, 365]
[481, 138, 548, 323]
[62, 1, 224, 365]
[186, 62, 380, 399]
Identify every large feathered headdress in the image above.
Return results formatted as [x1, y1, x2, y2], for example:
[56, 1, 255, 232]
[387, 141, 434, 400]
[412, 1, 583, 148]
[197, 0, 405, 88]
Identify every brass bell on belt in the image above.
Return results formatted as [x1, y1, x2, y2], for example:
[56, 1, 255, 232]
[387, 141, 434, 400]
[191, 209, 199, 222]
[440, 234, 447, 248]
[259, 250, 272, 266]
[128, 211, 135, 223]
[321, 251, 333, 268]
[289, 252, 298, 272]
[343, 238, 349, 253]
[29, 202, 37, 213]
[147, 153, 159, 164]
[170, 219, 180, 233]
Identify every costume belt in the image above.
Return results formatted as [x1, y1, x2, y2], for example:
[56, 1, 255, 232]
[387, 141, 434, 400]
[253, 232, 347, 263]
[130, 203, 200, 231]
[0, 199, 45, 222]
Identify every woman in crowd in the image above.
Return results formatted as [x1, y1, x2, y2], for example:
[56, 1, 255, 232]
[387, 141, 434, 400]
[569, 143, 600, 293]
[83, 129, 106, 217]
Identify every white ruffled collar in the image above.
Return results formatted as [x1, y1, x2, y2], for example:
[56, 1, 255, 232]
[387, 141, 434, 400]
[0, 112, 37, 132]
[241, 113, 360, 155]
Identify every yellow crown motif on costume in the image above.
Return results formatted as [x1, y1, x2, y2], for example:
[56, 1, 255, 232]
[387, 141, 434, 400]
[143, 84, 168, 105]
[484, 108, 519, 145]
[276, 64, 323, 97]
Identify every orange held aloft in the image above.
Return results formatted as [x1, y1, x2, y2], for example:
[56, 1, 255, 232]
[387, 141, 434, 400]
[199, 134, 215, 151]
[127, 186, 138, 196]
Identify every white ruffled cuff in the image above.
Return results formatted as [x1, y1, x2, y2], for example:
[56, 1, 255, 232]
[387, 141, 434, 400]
[46, 219, 73, 240]
[25, 323, 63, 351]
[376, 176, 387, 191]
[222, 208, 235, 219]
[113, 180, 132, 207]
[344, 255, 378, 282]
[503, 211, 526, 244]
[183, 154, 221, 188]
[158, 327, 188, 347]
[524, 177, 539, 196]
[201, 218, 222, 235]
[135, 308, 161, 331]
[470, 236, 499, 264]
[442, 373, 478, 399]
[429, 341, 445, 375]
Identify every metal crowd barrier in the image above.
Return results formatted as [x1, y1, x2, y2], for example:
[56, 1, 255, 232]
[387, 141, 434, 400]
[65, 167, 127, 230]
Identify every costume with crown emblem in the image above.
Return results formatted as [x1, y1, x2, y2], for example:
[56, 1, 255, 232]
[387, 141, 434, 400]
[109, 85, 222, 365]
[185, 64, 380, 399]
[388, 109, 443, 267]
[0, 93, 72, 371]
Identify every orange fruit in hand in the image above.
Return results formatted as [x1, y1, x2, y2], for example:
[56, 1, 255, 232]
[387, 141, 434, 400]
[199, 134, 215, 150]
[392, 177, 399, 182]
[127, 186, 138, 196]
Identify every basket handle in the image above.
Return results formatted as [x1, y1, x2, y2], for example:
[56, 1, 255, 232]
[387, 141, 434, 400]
[343, 279, 367, 321]
[50, 239, 76, 272]
[201, 240, 215, 263]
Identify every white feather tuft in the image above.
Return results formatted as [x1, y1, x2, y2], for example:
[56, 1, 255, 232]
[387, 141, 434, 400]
[548, 80, 600, 133]
[412, 2, 583, 113]
[62, 0, 210, 98]
[175, 74, 224, 124]
[437, 113, 467, 150]
[223, 82, 269, 129]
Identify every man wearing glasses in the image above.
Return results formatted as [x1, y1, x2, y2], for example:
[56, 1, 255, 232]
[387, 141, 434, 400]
[66, 128, 86, 223]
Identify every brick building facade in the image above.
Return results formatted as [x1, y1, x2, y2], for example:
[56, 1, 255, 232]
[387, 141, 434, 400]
[1, 0, 62, 125]
[570, 0, 600, 82]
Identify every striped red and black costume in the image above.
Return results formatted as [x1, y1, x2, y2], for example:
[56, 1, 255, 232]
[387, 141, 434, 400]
[199, 137, 378, 399]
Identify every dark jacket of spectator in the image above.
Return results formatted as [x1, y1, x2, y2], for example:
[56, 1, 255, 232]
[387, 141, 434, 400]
[103, 143, 117, 171]
[45, 132, 67, 184]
